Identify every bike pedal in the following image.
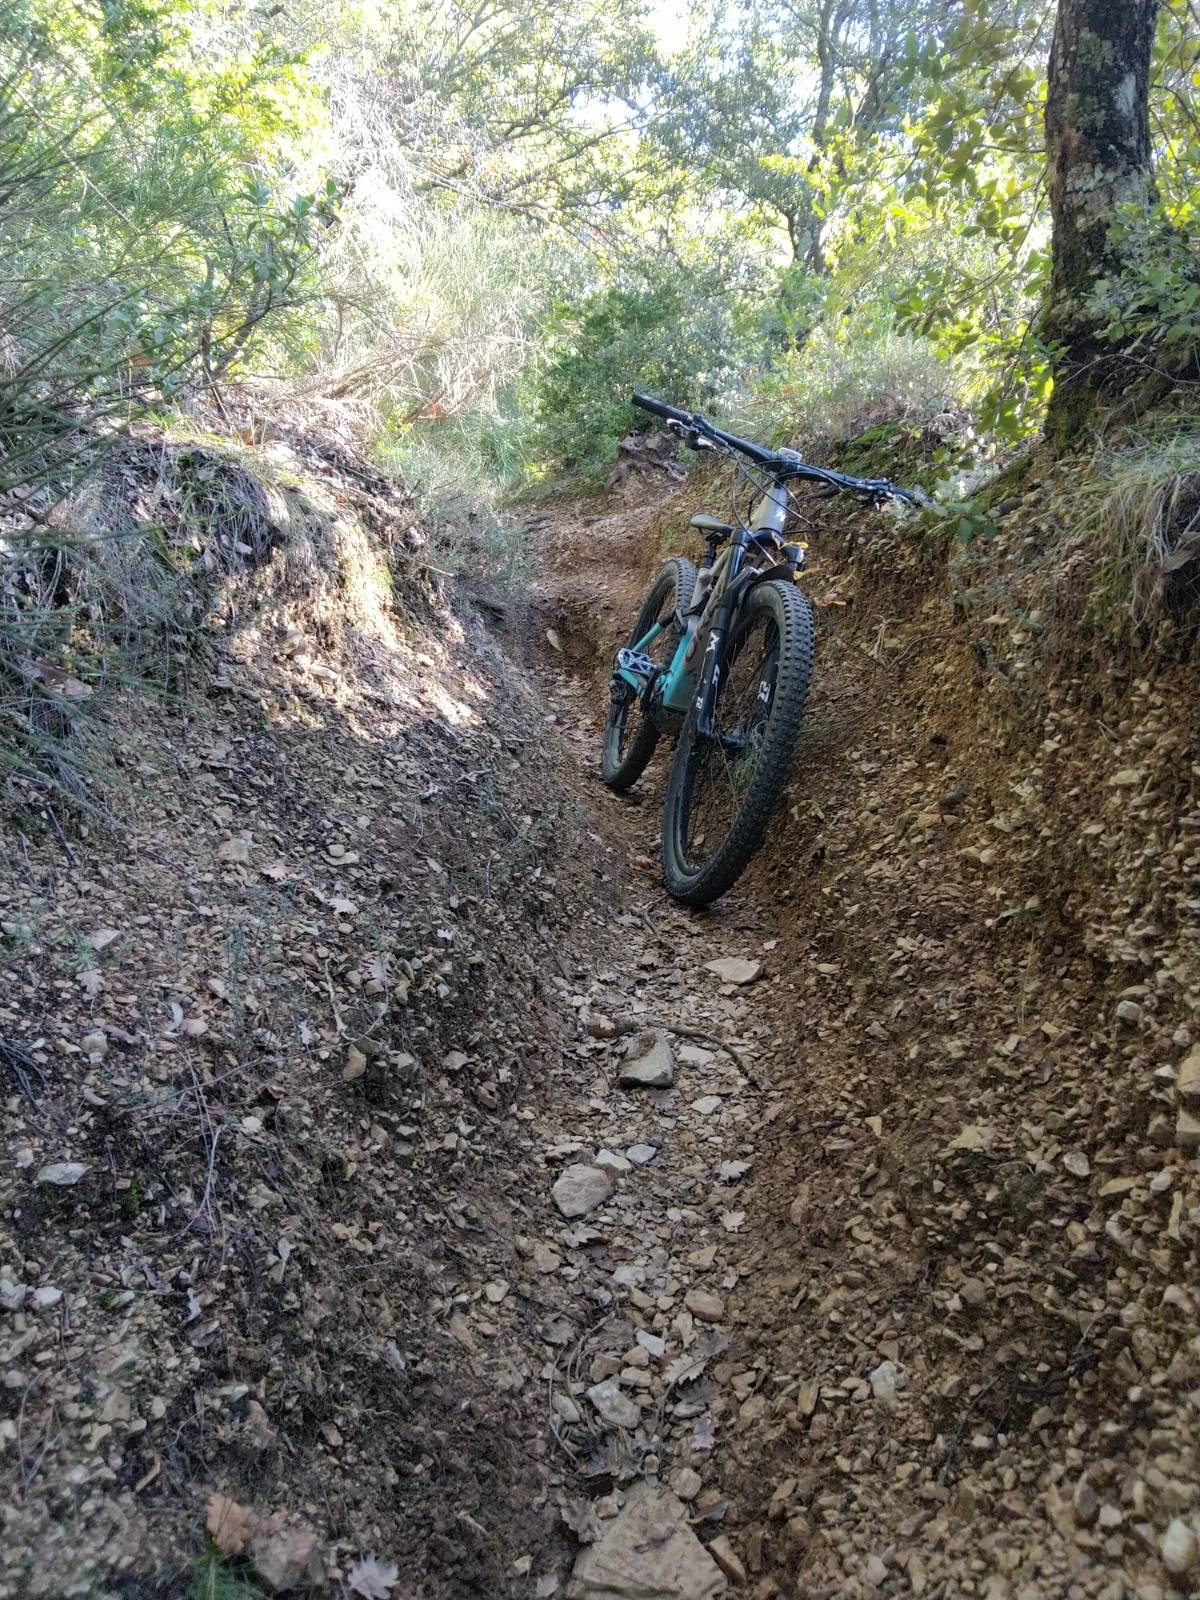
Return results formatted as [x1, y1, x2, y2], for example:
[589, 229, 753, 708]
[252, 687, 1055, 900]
[616, 647, 658, 679]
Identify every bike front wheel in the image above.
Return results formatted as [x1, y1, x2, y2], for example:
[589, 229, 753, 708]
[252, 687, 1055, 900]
[661, 578, 813, 905]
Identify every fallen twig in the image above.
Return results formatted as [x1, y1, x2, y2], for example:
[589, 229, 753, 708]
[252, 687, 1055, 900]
[0, 1037, 46, 1115]
[604, 1016, 746, 1073]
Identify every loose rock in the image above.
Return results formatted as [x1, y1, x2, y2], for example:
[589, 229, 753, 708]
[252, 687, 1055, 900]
[552, 1164, 614, 1218]
[1161, 1518, 1198, 1576]
[567, 1483, 727, 1600]
[684, 1288, 725, 1323]
[702, 957, 762, 986]
[670, 1467, 703, 1501]
[619, 1031, 675, 1088]
[1174, 1044, 1199, 1106]
[707, 1536, 746, 1586]
[586, 1379, 642, 1430]
[626, 1144, 658, 1165]
[36, 1162, 90, 1187]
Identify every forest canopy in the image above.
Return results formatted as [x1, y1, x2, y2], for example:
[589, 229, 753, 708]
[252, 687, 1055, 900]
[2, 0, 1198, 500]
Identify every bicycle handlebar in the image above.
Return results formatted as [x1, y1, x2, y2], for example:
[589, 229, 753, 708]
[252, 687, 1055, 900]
[630, 390, 929, 506]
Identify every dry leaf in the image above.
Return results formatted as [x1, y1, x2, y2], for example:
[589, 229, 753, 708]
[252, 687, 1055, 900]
[561, 1501, 603, 1544]
[206, 1492, 254, 1557]
[663, 1351, 709, 1389]
[944, 1122, 996, 1154]
[716, 1160, 751, 1183]
[349, 1556, 399, 1598]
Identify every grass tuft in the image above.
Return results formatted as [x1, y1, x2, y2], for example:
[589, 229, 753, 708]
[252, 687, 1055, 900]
[1063, 421, 1200, 636]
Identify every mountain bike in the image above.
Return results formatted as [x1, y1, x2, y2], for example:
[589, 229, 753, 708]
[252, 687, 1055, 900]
[602, 391, 927, 906]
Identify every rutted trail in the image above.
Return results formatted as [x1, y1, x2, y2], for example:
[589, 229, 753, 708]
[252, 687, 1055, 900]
[2, 442, 1198, 1600]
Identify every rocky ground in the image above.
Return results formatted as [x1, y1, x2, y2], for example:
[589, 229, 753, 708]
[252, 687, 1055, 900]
[1, 435, 1198, 1600]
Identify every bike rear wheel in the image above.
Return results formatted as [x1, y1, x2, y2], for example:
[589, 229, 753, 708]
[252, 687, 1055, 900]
[601, 557, 696, 792]
[661, 578, 813, 905]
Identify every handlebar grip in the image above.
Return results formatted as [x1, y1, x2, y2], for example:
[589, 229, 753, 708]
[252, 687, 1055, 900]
[631, 391, 693, 426]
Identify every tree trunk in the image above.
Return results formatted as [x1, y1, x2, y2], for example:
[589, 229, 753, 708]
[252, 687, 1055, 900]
[1041, 0, 1158, 447]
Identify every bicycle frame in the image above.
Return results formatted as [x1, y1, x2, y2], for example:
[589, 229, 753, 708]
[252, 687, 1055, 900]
[615, 478, 796, 736]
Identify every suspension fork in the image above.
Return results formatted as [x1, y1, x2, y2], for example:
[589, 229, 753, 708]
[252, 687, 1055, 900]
[691, 533, 750, 739]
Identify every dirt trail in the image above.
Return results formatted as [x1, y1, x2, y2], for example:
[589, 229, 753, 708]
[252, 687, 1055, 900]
[2, 441, 1198, 1600]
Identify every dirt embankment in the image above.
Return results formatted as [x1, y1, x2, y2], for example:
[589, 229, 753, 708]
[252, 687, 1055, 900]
[1, 431, 1198, 1600]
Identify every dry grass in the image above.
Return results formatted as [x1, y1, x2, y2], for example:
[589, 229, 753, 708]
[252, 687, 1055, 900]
[1057, 419, 1200, 637]
[0, 414, 425, 818]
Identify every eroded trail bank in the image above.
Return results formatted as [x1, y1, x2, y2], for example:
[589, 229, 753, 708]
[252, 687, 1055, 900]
[523, 467, 1200, 1600]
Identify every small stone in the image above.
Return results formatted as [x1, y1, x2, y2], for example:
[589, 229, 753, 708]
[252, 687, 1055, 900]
[484, 1280, 509, 1304]
[1072, 1477, 1099, 1527]
[865, 1555, 889, 1587]
[671, 1467, 703, 1500]
[1175, 1045, 1200, 1106]
[533, 1243, 562, 1274]
[553, 1393, 581, 1424]
[707, 1534, 747, 1585]
[703, 957, 762, 985]
[595, 1149, 632, 1175]
[716, 1160, 751, 1183]
[1161, 1518, 1198, 1576]
[217, 836, 252, 865]
[31, 1286, 62, 1310]
[692, 1096, 723, 1116]
[625, 1144, 658, 1166]
[448, 1313, 476, 1353]
[586, 1379, 642, 1430]
[36, 1162, 90, 1187]
[684, 1288, 725, 1323]
[342, 1045, 368, 1082]
[552, 1164, 614, 1218]
[0, 1280, 26, 1311]
[960, 1278, 987, 1309]
[619, 1031, 675, 1088]
[80, 1030, 108, 1059]
[90, 928, 120, 951]
[1115, 1000, 1142, 1024]
[1062, 1150, 1090, 1177]
[868, 1360, 899, 1407]
[99, 1390, 131, 1423]
[1175, 1109, 1200, 1152]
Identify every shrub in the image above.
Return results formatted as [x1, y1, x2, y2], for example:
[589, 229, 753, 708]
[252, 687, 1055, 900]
[530, 267, 752, 481]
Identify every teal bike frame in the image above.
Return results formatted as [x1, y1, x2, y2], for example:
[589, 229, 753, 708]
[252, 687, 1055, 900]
[616, 480, 795, 722]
